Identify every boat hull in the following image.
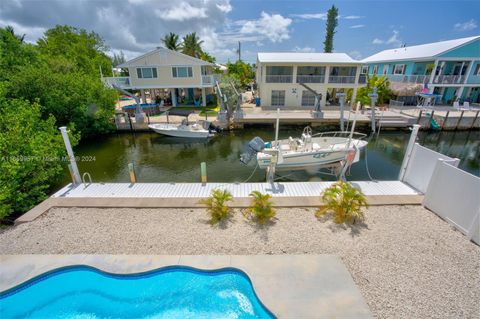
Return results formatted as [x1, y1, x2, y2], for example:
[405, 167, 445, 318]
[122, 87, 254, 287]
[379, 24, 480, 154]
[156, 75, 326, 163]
[148, 124, 213, 138]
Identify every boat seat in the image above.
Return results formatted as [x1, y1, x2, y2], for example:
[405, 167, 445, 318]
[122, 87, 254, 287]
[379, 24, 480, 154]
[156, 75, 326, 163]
[312, 143, 320, 150]
[280, 144, 290, 151]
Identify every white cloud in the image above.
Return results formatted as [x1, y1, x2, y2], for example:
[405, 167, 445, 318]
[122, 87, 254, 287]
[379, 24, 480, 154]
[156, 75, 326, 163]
[216, 2, 232, 13]
[240, 11, 292, 43]
[294, 46, 316, 53]
[290, 12, 327, 20]
[350, 24, 365, 29]
[343, 15, 363, 20]
[159, 2, 207, 21]
[348, 50, 362, 60]
[454, 19, 477, 31]
[372, 30, 402, 47]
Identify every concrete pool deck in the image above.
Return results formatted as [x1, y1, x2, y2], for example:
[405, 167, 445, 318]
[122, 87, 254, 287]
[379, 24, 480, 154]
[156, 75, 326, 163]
[0, 254, 372, 319]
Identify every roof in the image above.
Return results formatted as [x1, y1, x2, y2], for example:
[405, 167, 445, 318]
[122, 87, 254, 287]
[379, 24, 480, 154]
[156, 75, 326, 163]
[257, 52, 360, 64]
[118, 47, 214, 68]
[362, 36, 480, 63]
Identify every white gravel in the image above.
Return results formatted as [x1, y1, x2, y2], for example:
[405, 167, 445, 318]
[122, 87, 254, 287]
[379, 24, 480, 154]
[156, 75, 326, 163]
[1, 205, 479, 319]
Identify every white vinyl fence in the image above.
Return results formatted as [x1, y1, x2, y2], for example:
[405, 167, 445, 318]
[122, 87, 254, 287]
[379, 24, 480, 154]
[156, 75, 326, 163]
[402, 143, 460, 193]
[423, 160, 480, 245]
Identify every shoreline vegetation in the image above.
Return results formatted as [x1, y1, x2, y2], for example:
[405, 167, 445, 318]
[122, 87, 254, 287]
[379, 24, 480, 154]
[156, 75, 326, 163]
[0, 25, 255, 222]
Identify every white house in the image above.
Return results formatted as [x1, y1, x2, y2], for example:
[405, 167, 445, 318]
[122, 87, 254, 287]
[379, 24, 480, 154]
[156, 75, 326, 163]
[255, 52, 366, 109]
[103, 47, 217, 107]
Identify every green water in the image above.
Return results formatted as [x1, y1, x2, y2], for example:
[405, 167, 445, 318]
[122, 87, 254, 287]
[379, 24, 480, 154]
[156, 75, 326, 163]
[63, 128, 479, 186]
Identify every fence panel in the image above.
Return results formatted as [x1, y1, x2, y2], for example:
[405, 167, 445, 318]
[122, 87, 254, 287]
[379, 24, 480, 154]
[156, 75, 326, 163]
[423, 160, 480, 244]
[403, 143, 459, 193]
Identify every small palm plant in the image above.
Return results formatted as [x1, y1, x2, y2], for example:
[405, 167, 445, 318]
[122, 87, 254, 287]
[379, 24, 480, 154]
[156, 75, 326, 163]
[316, 181, 368, 224]
[199, 189, 233, 225]
[244, 191, 276, 225]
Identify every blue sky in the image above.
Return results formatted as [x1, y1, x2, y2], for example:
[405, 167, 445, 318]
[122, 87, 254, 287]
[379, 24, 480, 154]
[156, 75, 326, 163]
[0, 0, 479, 63]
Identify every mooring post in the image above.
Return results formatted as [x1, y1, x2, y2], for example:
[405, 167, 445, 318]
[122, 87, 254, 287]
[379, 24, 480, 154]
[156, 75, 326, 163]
[128, 163, 137, 183]
[336, 92, 346, 131]
[368, 87, 378, 133]
[398, 124, 420, 181]
[59, 127, 82, 185]
[200, 162, 207, 185]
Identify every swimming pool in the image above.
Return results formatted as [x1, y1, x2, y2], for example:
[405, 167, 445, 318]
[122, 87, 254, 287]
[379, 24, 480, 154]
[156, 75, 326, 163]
[0, 265, 275, 319]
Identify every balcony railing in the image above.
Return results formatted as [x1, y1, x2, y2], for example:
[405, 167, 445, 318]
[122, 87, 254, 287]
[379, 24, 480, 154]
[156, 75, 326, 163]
[296, 75, 325, 83]
[102, 76, 130, 88]
[266, 75, 293, 83]
[387, 74, 430, 84]
[432, 75, 465, 84]
[328, 76, 356, 84]
[201, 75, 215, 85]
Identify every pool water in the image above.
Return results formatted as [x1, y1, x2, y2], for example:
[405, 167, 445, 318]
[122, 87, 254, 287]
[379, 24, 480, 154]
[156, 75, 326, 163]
[0, 266, 275, 319]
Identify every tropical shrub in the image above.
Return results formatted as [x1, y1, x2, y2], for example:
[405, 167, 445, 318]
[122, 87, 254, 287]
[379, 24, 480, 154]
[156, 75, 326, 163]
[316, 181, 368, 224]
[0, 96, 70, 222]
[355, 74, 393, 107]
[244, 191, 276, 225]
[199, 189, 233, 225]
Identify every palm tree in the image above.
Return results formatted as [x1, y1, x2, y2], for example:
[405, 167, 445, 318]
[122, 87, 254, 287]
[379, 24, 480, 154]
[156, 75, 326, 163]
[181, 32, 204, 58]
[161, 32, 181, 51]
[5, 25, 25, 42]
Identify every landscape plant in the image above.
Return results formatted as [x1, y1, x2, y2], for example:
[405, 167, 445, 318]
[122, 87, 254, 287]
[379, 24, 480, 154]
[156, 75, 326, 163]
[244, 191, 276, 225]
[199, 189, 234, 225]
[355, 74, 393, 107]
[315, 181, 368, 224]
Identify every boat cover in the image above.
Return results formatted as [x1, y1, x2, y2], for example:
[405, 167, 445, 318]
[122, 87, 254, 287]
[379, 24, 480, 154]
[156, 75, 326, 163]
[166, 109, 195, 117]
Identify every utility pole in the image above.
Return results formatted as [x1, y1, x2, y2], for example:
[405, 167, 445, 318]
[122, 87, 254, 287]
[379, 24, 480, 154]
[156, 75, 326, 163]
[237, 41, 241, 61]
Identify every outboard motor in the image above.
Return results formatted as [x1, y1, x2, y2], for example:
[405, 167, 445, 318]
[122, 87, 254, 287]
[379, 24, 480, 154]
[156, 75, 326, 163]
[240, 136, 265, 165]
[202, 121, 222, 133]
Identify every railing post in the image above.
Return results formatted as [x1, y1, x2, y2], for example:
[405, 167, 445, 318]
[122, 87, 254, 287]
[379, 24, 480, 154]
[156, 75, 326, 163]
[59, 127, 82, 185]
[398, 124, 420, 181]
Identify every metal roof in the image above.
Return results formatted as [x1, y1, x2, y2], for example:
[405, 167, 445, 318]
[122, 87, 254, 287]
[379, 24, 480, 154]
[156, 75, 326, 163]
[118, 47, 214, 68]
[257, 52, 361, 64]
[362, 36, 479, 63]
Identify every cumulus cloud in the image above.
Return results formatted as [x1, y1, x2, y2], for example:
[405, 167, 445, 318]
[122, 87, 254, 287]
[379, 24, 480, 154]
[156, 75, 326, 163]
[372, 30, 402, 47]
[350, 24, 365, 29]
[348, 50, 362, 60]
[454, 19, 477, 31]
[240, 11, 292, 43]
[0, 0, 235, 61]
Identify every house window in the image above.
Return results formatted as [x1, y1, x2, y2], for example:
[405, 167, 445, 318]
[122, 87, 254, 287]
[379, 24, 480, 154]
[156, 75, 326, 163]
[393, 64, 405, 75]
[361, 66, 369, 74]
[271, 90, 285, 106]
[382, 65, 389, 75]
[136, 67, 157, 79]
[172, 66, 193, 78]
[372, 65, 378, 74]
[474, 64, 480, 76]
[301, 91, 316, 107]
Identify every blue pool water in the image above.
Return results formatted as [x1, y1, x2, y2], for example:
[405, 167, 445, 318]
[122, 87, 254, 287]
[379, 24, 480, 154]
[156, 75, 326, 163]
[0, 266, 275, 319]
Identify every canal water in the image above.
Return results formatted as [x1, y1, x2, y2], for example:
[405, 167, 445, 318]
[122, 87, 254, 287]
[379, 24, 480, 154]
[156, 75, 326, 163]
[64, 128, 479, 186]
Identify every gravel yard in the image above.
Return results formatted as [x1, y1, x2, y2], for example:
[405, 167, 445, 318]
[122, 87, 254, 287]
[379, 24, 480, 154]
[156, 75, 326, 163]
[1, 205, 479, 319]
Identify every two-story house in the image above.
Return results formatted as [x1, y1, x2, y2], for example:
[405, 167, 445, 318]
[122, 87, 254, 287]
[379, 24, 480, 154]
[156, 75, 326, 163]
[103, 47, 217, 107]
[362, 36, 480, 105]
[255, 52, 366, 109]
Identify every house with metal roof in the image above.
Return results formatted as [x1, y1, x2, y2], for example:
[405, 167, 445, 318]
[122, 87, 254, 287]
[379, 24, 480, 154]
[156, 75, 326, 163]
[255, 52, 366, 110]
[362, 36, 480, 105]
[102, 47, 217, 107]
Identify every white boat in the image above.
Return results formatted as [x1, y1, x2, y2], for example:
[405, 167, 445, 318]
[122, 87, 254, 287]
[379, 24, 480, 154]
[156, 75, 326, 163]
[240, 109, 367, 174]
[148, 109, 215, 139]
[256, 128, 367, 170]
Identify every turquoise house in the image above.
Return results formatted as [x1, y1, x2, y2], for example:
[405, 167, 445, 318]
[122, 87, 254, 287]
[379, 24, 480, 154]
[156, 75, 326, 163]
[362, 36, 480, 105]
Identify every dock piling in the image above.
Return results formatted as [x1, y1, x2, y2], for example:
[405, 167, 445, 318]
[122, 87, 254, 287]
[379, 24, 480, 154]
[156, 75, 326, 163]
[200, 162, 207, 185]
[128, 163, 137, 183]
[398, 124, 420, 181]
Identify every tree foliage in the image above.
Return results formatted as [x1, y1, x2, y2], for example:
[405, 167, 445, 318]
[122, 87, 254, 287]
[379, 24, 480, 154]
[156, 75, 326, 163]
[112, 51, 126, 67]
[355, 74, 393, 106]
[161, 32, 181, 51]
[226, 61, 254, 87]
[181, 32, 204, 58]
[0, 95, 70, 221]
[1, 25, 116, 139]
[323, 5, 338, 53]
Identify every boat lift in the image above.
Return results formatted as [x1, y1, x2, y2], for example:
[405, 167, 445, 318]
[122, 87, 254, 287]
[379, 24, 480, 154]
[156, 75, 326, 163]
[112, 84, 146, 123]
[215, 80, 228, 123]
[298, 82, 322, 117]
